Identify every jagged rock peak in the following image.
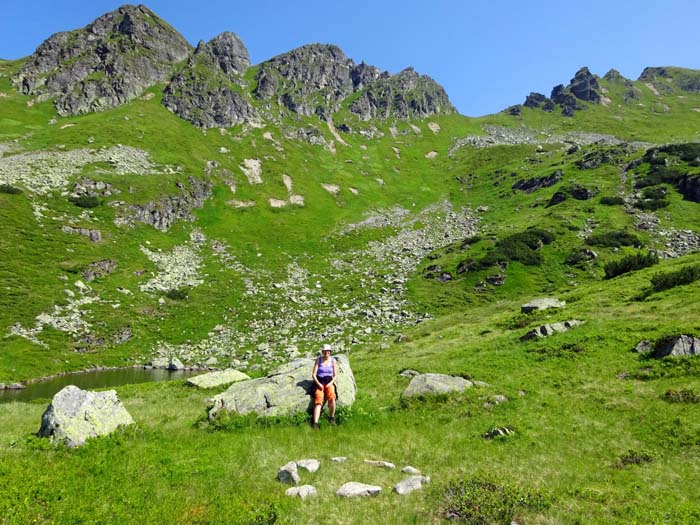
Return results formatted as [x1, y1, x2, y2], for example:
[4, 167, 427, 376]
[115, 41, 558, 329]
[349, 67, 456, 121]
[197, 31, 250, 77]
[13, 4, 192, 116]
[162, 31, 257, 129]
[603, 68, 629, 83]
[568, 67, 601, 103]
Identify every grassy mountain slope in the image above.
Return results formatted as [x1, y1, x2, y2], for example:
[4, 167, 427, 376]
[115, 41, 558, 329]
[1, 51, 700, 523]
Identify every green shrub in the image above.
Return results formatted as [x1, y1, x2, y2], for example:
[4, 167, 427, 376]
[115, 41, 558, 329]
[633, 198, 670, 210]
[604, 251, 658, 279]
[651, 264, 700, 291]
[0, 183, 22, 194]
[663, 389, 700, 403]
[165, 288, 189, 300]
[440, 475, 550, 524]
[69, 195, 100, 208]
[615, 449, 654, 468]
[566, 247, 596, 266]
[642, 186, 668, 199]
[600, 195, 625, 205]
[586, 230, 641, 248]
[482, 228, 554, 267]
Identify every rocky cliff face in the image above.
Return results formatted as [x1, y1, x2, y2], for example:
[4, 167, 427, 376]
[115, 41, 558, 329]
[349, 67, 456, 120]
[253, 44, 359, 119]
[513, 66, 602, 117]
[13, 6, 455, 124]
[162, 32, 258, 128]
[13, 5, 192, 116]
[639, 66, 700, 94]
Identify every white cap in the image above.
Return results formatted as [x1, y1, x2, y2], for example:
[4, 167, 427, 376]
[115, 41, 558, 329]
[321, 343, 332, 352]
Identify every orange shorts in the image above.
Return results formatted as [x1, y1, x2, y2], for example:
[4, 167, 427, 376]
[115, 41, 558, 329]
[314, 384, 336, 405]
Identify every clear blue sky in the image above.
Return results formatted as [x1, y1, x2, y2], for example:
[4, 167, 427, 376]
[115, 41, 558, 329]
[2, 0, 699, 116]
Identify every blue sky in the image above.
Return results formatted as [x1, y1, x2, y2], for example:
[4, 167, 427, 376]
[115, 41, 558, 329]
[2, 0, 699, 116]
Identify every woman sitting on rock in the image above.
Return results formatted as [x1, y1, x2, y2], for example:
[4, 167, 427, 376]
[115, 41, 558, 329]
[311, 343, 337, 429]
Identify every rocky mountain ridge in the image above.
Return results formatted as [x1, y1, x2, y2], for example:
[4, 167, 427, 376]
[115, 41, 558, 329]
[12, 4, 455, 128]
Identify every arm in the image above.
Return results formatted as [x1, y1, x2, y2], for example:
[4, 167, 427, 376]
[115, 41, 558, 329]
[329, 358, 338, 386]
[312, 359, 322, 388]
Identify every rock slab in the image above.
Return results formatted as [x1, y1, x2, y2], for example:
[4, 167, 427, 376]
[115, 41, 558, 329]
[186, 369, 250, 389]
[208, 355, 356, 418]
[521, 298, 566, 313]
[652, 335, 700, 358]
[336, 482, 382, 498]
[277, 462, 300, 485]
[38, 385, 134, 447]
[393, 475, 431, 495]
[296, 459, 321, 473]
[402, 373, 473, 398]
[520, 320, 584, 341]
[285, 485, 317, 499]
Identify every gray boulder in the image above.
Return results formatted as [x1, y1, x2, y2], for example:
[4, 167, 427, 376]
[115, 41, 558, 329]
[13, 5, 191, 116]
[520, 320, 584, 341]
[336, 482, 382, 498]
[285, 485, 317, 499]
[402, 373, 473, 398]
[207, 355, 356, 418]
[652, 335, 700, 358]
[364, 460, 396, 469]
[38, 385, 134, 447]
[393, 475, 430, 495]
[186, 369, 250, 389]
[296, 459, 321, 473]
[277, 462, 300, 485]
[521, 298, 566, 313]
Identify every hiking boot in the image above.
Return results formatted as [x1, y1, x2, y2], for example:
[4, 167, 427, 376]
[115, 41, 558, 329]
[312, 422, 320, 430]
[329, 417, 336, 426]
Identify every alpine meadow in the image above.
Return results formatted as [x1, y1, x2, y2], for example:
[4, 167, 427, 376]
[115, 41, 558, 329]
[1, 4, 700, 524]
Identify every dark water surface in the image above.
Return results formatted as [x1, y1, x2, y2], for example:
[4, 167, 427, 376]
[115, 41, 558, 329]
[0, 368, 201, 404]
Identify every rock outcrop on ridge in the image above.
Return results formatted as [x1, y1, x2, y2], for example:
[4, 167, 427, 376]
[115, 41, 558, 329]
[162, 32, 259, 128]
[13, 5, 192, 116]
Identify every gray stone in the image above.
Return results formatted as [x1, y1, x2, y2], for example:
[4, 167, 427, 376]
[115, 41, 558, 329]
[331, 457, 347, 463]
[167, 358, 185, 371]
[296, 459, 320, 473]
[521, 298, 566, 314]
[393, 475, 430, 495]
[285, 485, 317, 499]
[402, 373, 473, 398]
[336, 482, 382, 498]
[364, 460, 396, 469]
[186, 369, 250, 389]
[520, 320, 584, 341]
[207, 355, 356, 418]
[634, 340, 653, 354]
[402, 466, 421, 475]
[399, 369, 420, 377]
[38, 385, 134, 447]
[483, 427, 515, 439]
[277, 462, 300, 485]
[652, 335, 700, 358]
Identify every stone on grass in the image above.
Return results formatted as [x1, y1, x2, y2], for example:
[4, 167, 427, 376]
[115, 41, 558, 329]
[296, 459, 320, 473]
[634, 340, 653, 354]
[519, 320, 584, 341]
[521, 298, 566, 313]
[393, 475, 431, 495]
[38, 385, 134, 447]
[336, 482, 382, 498]
[277, 462, 300, 485]
[402, 373, 473, 398]
[483, 426, 515, 439]
[402, 466, 421, 475]
[652, 335, 700, 358]
[285, 485, 317, 499]
[207, 356, 356, 418]
[364, 460, 396, 469]
[331, 456, 347, 463]
[186, 369, 250, 389]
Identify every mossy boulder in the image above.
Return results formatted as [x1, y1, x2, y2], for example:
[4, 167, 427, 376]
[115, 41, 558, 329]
[38, 385, 135, 447]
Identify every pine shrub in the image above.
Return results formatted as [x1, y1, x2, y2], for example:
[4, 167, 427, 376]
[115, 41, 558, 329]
[651, 264, 700, 291]
[604, 251, 658, 279]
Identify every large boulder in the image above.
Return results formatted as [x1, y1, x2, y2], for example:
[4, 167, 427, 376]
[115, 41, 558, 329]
[402, 373, 473, 398]
[186, 369, 250, 389]
[520, 320, 584, 341]
[652, 335, 700, 358]
[38, 385, 134, 447]
[521, 298, 566, 314]
[207, 356, 356, 419]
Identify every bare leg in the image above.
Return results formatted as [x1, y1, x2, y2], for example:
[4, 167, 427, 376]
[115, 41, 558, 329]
[328, 399, 336, 421]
